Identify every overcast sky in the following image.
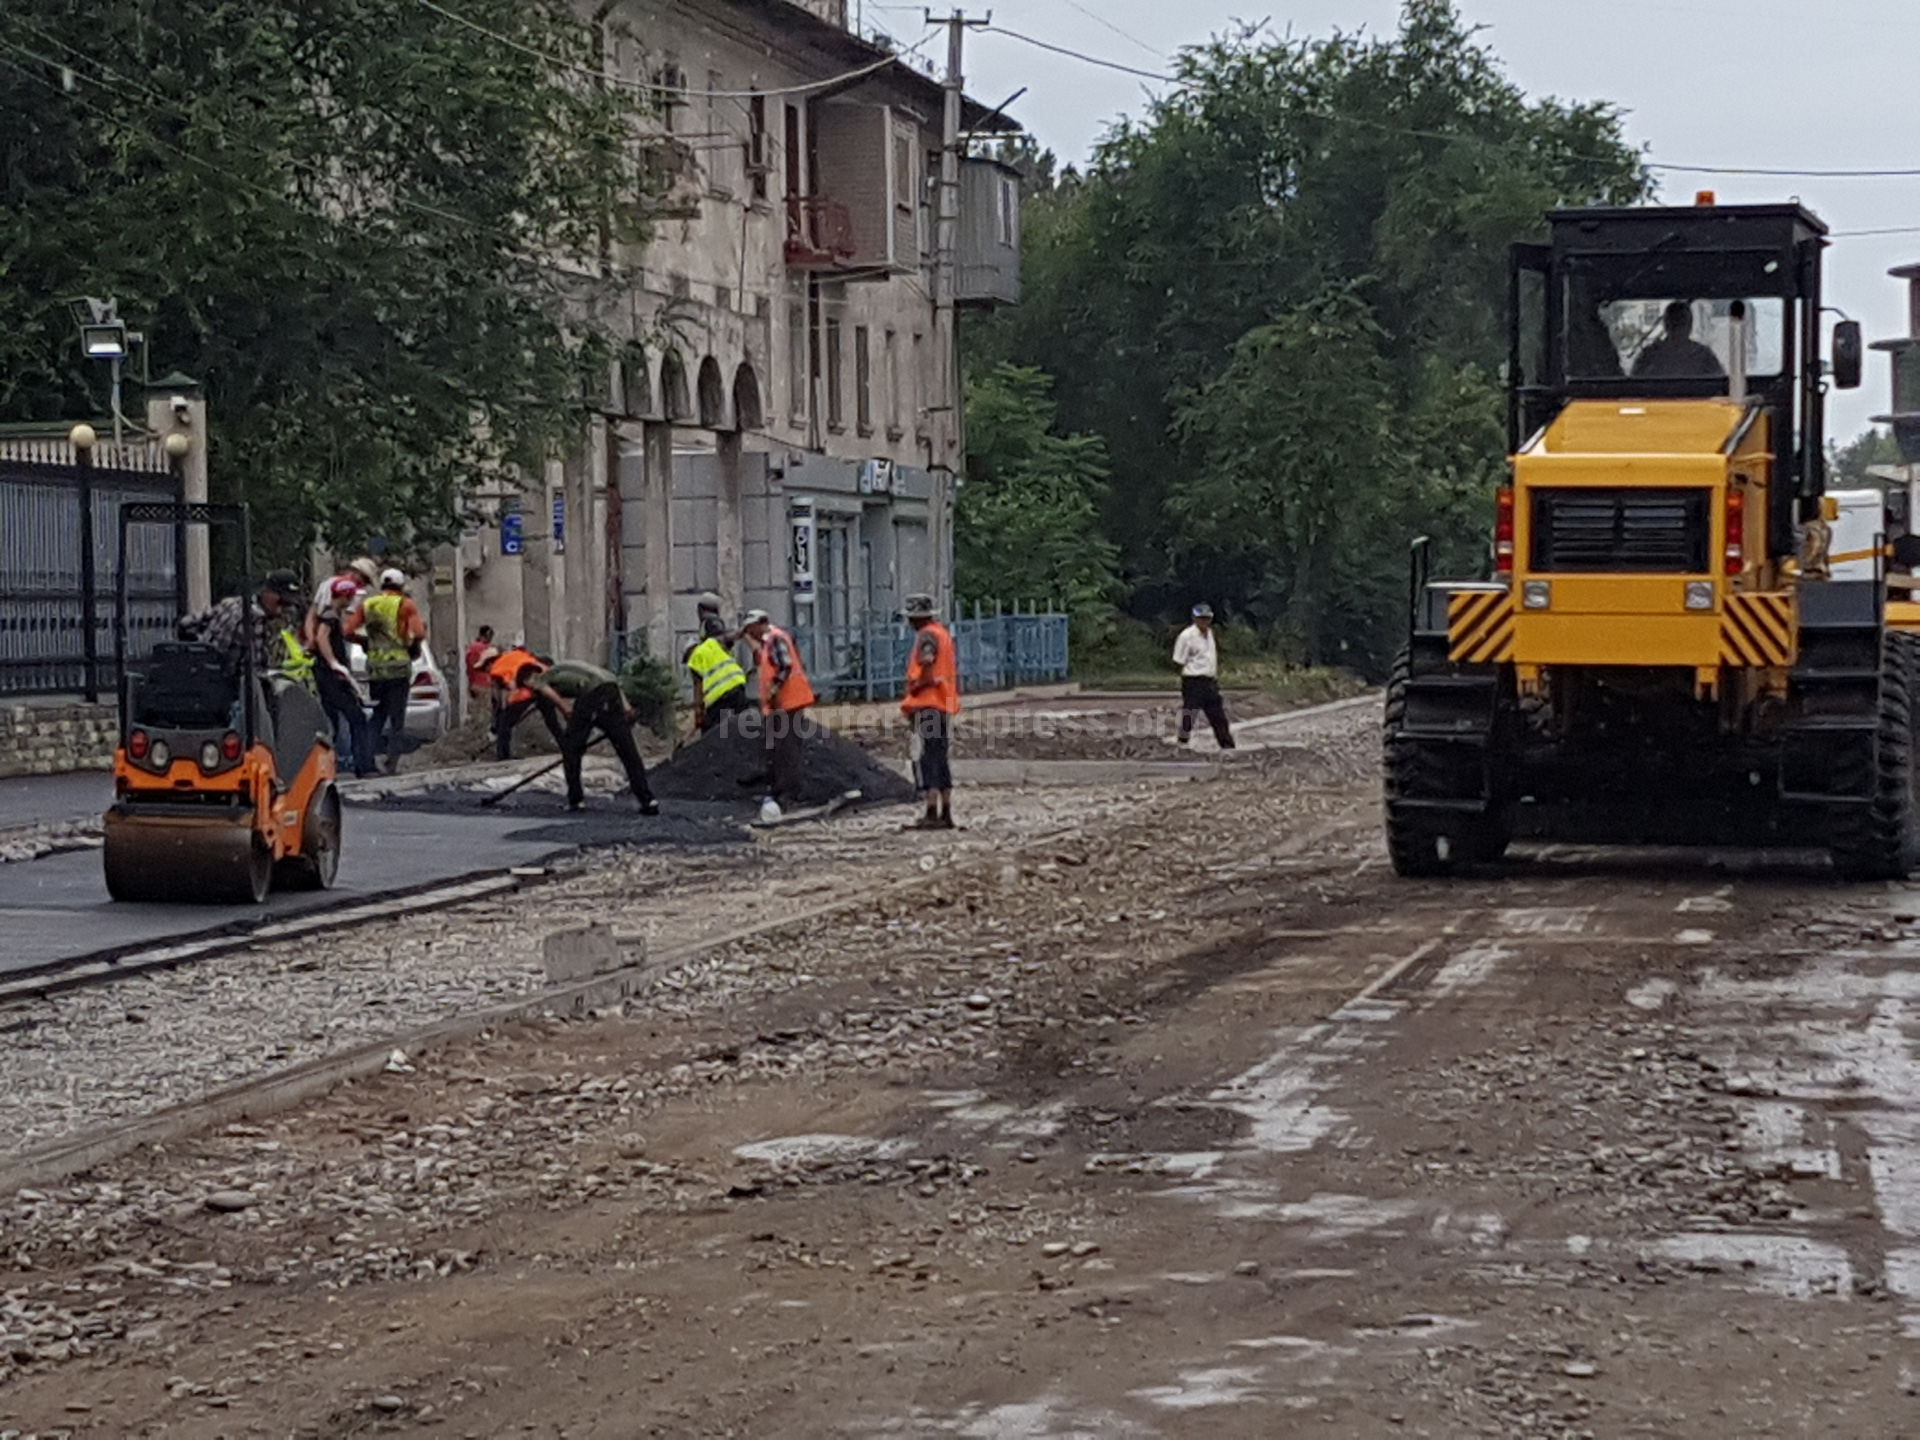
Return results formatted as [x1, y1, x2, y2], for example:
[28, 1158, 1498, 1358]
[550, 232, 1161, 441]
[897, 0, 1920, 441]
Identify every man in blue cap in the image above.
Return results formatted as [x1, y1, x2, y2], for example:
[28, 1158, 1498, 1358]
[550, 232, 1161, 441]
[1172, 602, 1235, 749]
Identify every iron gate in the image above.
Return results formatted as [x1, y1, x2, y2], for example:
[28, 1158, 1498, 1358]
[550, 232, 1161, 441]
[0, 440, 183, 700]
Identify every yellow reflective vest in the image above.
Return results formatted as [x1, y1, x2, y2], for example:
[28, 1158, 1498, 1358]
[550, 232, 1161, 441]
[278, 627, 316, 688]
[361, 592, 412, 681]
[686, 636, 747, 705]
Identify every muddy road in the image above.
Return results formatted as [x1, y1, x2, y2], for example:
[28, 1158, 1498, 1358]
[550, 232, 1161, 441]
[3, 702, 1919, 1437]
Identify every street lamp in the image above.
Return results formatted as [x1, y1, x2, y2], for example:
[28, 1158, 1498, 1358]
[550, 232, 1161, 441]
[68, 297, 142, 446]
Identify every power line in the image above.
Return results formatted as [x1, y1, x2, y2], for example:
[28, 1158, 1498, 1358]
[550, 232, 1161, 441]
[981, 23, 1920, 182]
[412, 0, 937, 98]
[1049, 0, 1161, 60]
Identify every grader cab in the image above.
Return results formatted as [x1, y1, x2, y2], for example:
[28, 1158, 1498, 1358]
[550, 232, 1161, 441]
[1383, 198, 1920, 878]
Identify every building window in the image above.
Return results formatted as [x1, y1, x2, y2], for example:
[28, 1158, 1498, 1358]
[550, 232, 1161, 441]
[911, 331, 926, 436]
[825, 318, 845, 430]
[997, 174, 1017, 246]
[892, 130, 913, 215]
[706, 71, 731, 195]
[785, 103, 804, 198]
[658, 62, 686, 134]
[747, 93, 769, 203]
[788, 301, 808, 422]
[854, 325, 872, 435]
[884, 328, 900, 437]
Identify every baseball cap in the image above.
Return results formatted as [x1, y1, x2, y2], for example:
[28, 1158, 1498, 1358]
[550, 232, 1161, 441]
[330, 577, 360, 599]
[262, 568, 301, 595]
[380, 567, 407, 589]
[1191, 603, 1214, 618]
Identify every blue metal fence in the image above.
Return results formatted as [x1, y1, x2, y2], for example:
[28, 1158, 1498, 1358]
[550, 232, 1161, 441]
[619, 604, 1071, 704]
[792, 604, 1070, 703]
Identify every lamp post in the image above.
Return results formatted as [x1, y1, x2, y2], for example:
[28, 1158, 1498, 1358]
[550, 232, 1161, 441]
[70, 297, 142, 450]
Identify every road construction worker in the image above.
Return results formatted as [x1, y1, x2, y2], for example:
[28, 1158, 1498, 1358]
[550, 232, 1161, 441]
[489, 644, 563, 759]
[696, 590, 731, 642]
[312, 577, 375, 778]
[305, 556, 377, 648]
[901, 593, 960, 829]
[347, 568, 427, 774]
[684, 628, 750, 735]
[741, 609, 816, 813]
[514, 659, 660, 814]
[179, 569, 303, 676]
[1173, 603, 1235, 750]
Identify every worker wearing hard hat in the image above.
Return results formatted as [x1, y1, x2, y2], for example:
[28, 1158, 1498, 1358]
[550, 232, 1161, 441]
[740, 609, 815, 815]
[347, 568, 426, 774]
[901, 593, 960, 829]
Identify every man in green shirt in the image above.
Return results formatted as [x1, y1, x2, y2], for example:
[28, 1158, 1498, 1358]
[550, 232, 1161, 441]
[514, 659, 660, 814]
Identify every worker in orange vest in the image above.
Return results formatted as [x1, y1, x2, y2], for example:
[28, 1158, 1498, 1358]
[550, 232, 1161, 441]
[488, 644, 563, 760]
[901, 593, 961, 829]
[740, 609, 816, 815]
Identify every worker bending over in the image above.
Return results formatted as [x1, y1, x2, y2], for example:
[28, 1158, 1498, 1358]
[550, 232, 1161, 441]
[684, 626, 751, 735]
[514, 659, 660, 814]
[741, 609, 816, 814]
[901, 593, 960, 828]
[489, 643, 562, 759]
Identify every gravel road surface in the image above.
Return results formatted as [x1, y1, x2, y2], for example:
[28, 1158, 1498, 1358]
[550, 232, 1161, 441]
[4, 699, 1920, 1437]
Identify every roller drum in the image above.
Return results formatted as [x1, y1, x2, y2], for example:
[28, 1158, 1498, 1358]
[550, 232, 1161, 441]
[102, 810, 272, 905]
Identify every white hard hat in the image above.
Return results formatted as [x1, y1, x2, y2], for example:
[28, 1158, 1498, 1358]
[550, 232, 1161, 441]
[380, 567, 407, 589]
[740, 609, 771, 627]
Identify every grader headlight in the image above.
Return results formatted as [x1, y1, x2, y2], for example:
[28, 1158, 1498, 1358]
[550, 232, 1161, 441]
[1522, 579, 1553, 610]
[1685, 581, 1715, 611]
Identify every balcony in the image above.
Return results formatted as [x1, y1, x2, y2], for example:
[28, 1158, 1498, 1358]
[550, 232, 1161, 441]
[785, 195, 858, 269]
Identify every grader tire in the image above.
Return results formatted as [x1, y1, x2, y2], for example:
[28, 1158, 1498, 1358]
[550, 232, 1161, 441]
[1830, 631, 1920, 882]
[1384, 649, 1465, 877]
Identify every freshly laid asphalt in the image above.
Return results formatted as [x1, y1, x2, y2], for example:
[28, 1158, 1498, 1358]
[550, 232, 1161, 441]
[0, 771, 741, 978]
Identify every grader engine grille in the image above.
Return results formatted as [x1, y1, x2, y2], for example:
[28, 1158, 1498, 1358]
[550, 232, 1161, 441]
[1530, 488, 1711, 572]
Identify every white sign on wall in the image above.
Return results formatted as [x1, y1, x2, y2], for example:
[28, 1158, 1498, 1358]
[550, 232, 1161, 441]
[789, 498, 816, 602]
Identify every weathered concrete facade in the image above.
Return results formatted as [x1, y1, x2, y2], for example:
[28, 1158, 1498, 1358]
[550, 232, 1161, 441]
[441, 0, 1011, 685]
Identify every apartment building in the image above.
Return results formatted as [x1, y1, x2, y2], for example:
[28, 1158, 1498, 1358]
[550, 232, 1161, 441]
[445, 0, 1019, 685]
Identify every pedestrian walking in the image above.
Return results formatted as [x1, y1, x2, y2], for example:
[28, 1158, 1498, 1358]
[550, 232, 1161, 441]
[1173, 603, 1235, 750]
[741, 609, 816, 815]
[312, 577, 376, 778]
[488, 644, 564, 759]
[901, 593, 960, 829]
[347, 568, 426, 773]
[513, 659, 660, 814]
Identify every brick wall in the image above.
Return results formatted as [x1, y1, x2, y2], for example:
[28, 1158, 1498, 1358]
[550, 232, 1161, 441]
[0, 701, 118, 778]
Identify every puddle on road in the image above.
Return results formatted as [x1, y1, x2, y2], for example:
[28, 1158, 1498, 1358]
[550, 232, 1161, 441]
[1692, 950, 1920, 1325]
[1653, 1231, 1853, 1299]
[1625, 977, 1678, 1011]
[855, 1394, 1148, 1439]
[1127, 1364, 1275, 1411]
[731, 1134, 914, 1166]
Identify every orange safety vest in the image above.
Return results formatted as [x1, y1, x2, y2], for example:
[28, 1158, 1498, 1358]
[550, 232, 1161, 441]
[902, 620, 960, 715]
[489, 647, 544, 705]
[756, 625, 816, 713]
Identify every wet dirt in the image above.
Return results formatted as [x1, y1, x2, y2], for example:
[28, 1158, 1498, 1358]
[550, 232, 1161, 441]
[4, 716, 1920, 1437]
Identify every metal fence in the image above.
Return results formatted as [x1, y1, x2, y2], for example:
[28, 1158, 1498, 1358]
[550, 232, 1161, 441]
[616, 604, 1071, 705]
[0, 441, 182, 699]
[794, 604, 1070, 703]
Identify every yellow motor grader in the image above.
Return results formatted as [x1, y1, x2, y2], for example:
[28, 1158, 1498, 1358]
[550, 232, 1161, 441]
[1384, 197, 1920, 878]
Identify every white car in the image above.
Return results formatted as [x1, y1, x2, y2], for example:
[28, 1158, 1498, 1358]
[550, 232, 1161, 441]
[345, 644, 451, 741]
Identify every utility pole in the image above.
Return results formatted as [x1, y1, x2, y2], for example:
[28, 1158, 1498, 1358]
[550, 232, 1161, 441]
[930, 8, 987, 617]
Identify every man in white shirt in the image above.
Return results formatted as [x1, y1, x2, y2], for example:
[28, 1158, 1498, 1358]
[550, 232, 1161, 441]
[1173, 603, 1235, 749]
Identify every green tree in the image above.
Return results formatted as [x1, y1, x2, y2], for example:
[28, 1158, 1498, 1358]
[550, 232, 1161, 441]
[958, 364, 1120, 638]
[1830, 427, 1902, 487]
[0, 0, 653, 562]
[968, 0, 1648, 667]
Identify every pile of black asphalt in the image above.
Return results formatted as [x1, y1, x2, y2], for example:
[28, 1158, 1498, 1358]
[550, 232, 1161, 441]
[649, 712, 917, 809]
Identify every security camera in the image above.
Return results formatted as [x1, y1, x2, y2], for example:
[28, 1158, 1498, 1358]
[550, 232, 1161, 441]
[169, 396, 191, 424]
